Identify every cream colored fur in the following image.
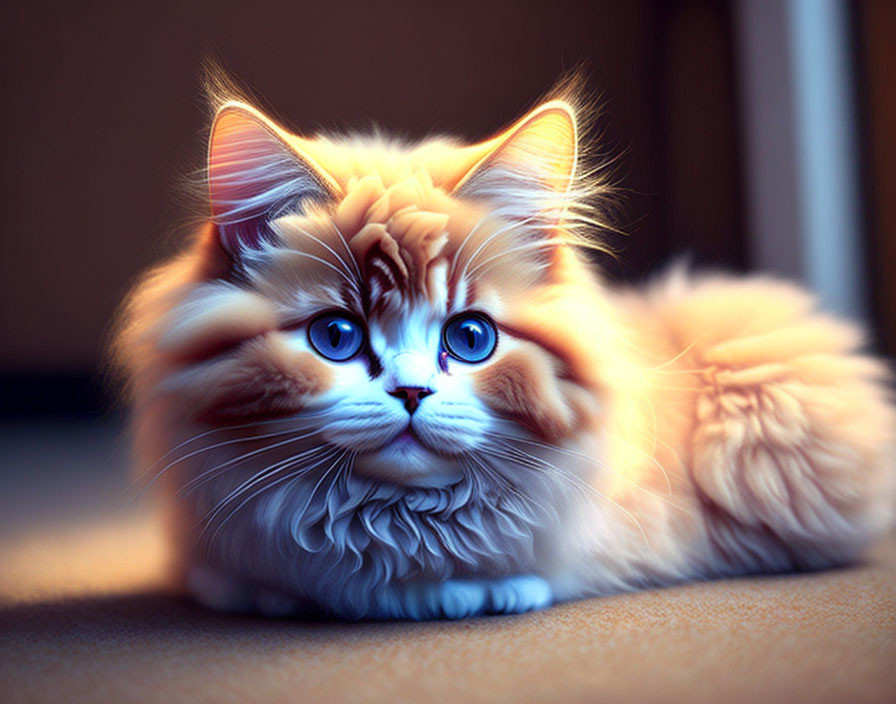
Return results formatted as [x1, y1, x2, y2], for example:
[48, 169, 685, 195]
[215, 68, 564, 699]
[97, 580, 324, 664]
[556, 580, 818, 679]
[582, 271, 895, 593]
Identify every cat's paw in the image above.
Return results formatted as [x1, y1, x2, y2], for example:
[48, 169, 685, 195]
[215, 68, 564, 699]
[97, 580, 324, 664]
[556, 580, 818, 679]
[376, 579, 490, 620]
[432, 579, 491, 619]
[486, 575, 553, 614]
[400, 575, 552, 620]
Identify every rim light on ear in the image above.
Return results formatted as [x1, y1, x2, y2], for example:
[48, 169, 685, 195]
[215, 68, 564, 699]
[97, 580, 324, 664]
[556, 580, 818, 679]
[451, 100, 578, 196]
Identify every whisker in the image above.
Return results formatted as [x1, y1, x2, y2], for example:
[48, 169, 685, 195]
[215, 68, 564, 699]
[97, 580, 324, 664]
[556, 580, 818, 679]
[176, 442, 326, 499]
[481, 443, 651, 547]
[486, 425, 615, 471]
[289, 448, 348, 520]
[448, 211, 496, 280]
[463, 453, 554, 523]
[322, 450, 356, 521]
[200, 446, 343, 548]
[611, 434, 675, 495]
[465, 238, 562, 280]
[455, 214, 542, 285]
[291, 224, 360, 285]
[640, 389, 660, 463]
[646, 336, 703, 372]
[132, 409, 333, 487]
[328, 220, 364, 280]
[488, 424, 682, 506]
[175, 427, 326, 497]
[204, 446, 348, 548]
[279, 249, 362, 294]
[138, 420, 327, 496]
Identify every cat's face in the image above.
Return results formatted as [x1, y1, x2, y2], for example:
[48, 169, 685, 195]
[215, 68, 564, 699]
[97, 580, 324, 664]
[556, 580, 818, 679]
[138, 98, 611, 489]
[293, 297, 495, 488]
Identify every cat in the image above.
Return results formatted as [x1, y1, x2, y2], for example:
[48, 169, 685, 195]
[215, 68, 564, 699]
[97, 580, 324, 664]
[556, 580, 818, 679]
[114, 81, 896, 620]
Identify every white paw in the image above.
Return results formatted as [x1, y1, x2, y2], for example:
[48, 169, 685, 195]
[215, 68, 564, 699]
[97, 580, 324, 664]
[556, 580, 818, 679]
[434, 579, 490, 619]
[487, 575, 553, 614]
[404, 575, 553, 620]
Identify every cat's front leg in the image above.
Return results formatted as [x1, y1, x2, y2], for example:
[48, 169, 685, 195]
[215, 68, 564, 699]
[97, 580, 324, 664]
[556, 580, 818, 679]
[368, 575, 553, 621]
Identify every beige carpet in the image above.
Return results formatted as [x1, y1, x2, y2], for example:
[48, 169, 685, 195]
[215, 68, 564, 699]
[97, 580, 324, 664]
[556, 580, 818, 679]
[1, 500, 894, 704]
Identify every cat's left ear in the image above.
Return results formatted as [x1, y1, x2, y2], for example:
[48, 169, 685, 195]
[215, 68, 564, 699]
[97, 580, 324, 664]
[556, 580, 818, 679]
[207, 102, 341, 254]
[452, 101, 578, 227]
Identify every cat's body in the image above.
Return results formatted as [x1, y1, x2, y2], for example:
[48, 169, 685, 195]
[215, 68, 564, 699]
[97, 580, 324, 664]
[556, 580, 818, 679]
[116, 88, 895, 620]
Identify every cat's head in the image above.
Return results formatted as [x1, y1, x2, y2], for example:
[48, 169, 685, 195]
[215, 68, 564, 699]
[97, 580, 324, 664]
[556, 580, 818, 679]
[122, 90, 622, 488]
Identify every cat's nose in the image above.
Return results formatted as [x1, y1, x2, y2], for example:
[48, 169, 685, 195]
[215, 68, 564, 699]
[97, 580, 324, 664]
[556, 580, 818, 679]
[388, 386, 434, 415]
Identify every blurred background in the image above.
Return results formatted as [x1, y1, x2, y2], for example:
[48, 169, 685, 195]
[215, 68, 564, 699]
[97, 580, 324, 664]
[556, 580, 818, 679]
[0, 0, 894, 537]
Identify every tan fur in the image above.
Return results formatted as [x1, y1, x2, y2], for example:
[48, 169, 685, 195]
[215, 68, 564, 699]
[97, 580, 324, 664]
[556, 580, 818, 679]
[474, 345, 585, 442]
[629, 273, 896, 569]
[164, 335, 333, 422]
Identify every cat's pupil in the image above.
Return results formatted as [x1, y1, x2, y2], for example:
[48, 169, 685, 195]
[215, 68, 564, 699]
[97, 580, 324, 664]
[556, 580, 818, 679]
[464, 325, 478, 349]
[328, 322, 342, 348]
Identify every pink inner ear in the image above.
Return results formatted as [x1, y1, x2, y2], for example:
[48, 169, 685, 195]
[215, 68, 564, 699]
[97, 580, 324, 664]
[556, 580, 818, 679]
[207, 107, 328, 254]
[453, 104, 578, 231]
[208, 110, 275, 220]
[455, 104, 577, 192]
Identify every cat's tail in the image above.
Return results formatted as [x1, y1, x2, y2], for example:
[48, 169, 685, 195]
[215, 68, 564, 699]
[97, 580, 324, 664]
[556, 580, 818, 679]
[645, 268, 896, 574]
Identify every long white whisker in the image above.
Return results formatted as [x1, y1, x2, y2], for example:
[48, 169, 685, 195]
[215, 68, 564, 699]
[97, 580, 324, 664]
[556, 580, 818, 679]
[464, 453, 554, 523]
[498, 431, 688, 514]
[481, 442, 651, 547]
[138, 425, 322, 497]
[173, 426, 326, 497]
[449, 211, 495, 278]
[280, 249, 361, 293]
[329, 220, 363, 280]
[489, 425, 681, 506]
[456, 214, 541, 285]
[200, 446, 342, 548]
[290, 224, 360, 285]
[465, 238, 562, 280]
[289, 449, 348, 521]
[132, 409, 333, 487]
[177, 442, 327, 499]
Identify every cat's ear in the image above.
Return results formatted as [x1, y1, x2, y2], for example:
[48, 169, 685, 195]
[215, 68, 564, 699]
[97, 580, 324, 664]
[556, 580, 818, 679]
[453, 101, 578, 227]
[207, 103, 340, 254]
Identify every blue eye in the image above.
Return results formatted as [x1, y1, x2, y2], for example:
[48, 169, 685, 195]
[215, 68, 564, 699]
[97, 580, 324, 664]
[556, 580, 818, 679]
[308, 313, 365, 362]
[442, 313, 498, 363]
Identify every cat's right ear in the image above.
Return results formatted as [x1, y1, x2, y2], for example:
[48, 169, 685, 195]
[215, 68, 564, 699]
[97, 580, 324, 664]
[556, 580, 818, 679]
[207, 103, 340, 255]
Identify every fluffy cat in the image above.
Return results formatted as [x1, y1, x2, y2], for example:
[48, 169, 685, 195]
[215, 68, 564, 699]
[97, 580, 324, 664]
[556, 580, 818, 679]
[115, 83, 896, 620]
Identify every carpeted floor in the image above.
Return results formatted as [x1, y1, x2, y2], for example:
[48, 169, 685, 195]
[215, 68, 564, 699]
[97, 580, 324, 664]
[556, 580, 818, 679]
[1, 419, 894, 704]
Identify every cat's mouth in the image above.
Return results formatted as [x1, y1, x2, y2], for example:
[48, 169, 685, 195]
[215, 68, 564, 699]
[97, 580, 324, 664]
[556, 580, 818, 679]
[352, 423, 464, 487]
[390, 427, 425, 449]
[374, 423, 439, 455]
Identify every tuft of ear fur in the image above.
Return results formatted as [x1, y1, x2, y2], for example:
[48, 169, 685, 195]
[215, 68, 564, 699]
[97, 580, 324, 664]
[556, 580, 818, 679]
[456, 101, 577, 197]
[207, 103, 338, 255]
[454, 73, 614, 253]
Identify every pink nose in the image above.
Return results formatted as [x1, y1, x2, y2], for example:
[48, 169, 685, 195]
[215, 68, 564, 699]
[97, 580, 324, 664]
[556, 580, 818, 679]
[388, 386, 433, 414]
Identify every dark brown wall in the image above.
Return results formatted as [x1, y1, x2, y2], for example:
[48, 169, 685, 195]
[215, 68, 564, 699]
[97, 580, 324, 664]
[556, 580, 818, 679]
[857, 0, 896, 359]
[0, 0, 745, 376]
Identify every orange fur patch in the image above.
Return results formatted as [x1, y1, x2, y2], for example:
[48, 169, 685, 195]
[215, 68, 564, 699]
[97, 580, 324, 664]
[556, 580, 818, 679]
[171, 334, 332, 422]
[474, 345, 581, 441]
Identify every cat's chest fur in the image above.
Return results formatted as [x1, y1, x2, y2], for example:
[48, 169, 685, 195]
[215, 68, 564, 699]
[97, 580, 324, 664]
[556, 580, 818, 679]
[196, 466, 564, 616]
